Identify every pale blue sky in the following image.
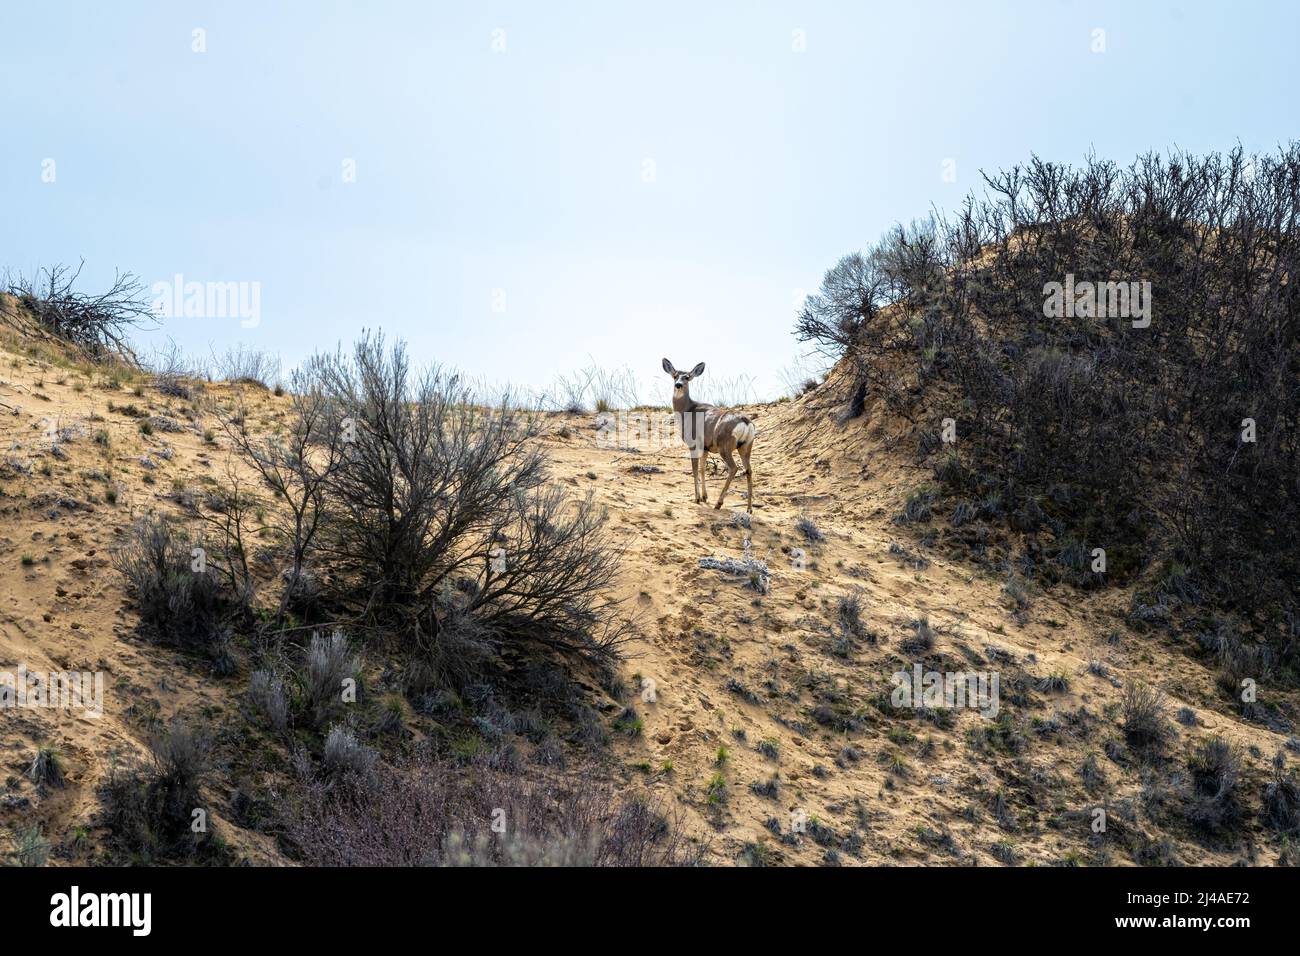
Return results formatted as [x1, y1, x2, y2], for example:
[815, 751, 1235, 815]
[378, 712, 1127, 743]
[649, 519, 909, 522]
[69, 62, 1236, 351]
[2, 1, 1296, 401]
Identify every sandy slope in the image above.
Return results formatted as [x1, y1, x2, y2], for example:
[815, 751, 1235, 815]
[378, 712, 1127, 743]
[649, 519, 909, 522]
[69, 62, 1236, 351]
[0, 329, 285, 863]
[0, 323, 1294, 866]
[554, 388, 1294, 865]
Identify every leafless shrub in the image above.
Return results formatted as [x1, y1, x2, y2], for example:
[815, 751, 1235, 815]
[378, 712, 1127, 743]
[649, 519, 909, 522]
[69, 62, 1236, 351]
[4, 260, 153, 358]
[546, 366, 598, 413]
[284, 333, 628, 682]
[217, 369, 347, 623]
[1265, 751, 1300, 836]
[145, 337, 199, 398]
[407, 607, 496, 697]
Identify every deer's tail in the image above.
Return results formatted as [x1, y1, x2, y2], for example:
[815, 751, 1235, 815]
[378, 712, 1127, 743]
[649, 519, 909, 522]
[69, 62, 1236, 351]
[734, 418, 756, 448]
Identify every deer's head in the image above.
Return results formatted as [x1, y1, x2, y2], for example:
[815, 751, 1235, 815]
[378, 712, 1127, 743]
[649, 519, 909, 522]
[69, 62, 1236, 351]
[662, 358, 705, 398]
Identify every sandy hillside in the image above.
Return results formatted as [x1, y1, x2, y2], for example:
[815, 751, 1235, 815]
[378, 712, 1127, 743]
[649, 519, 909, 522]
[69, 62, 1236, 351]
[564, 383, 1295, 865]
[1, 316, 1295, 866]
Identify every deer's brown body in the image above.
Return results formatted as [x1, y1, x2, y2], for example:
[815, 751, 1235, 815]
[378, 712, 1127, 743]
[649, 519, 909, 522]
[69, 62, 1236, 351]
[663, 359, 756, 512]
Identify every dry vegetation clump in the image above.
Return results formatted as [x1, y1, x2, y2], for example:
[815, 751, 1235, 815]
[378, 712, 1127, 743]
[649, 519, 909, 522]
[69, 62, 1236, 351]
[212, 343, 281, 388]
[110, 515, 232, 659]
[287, 751, 702, 866]
[1183, 735, 1244, 834]
[98, 725, 231, 864]
[1121, 682, 1171, 756]
[4, 260, 154, 359]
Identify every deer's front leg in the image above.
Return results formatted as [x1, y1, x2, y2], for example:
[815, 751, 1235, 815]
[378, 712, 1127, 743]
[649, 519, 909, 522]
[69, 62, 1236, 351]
[690, 453, 701, 503]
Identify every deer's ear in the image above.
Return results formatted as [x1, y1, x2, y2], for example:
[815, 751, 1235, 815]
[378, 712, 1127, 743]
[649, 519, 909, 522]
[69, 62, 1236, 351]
[662, 358, 677, 375]
[690, 362, 706, 378]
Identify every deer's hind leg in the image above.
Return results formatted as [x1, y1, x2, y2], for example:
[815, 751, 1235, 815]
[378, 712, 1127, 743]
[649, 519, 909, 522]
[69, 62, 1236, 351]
[739, 442, 754, 513]
[714, 448, 738, 510]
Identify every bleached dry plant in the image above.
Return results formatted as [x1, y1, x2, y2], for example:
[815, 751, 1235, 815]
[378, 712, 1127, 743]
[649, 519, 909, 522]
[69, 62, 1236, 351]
[546, 366, 597, 413]
[701, 374, 758, 408]
[248, 669, 290, 733]
[145, 337, 201, 398]
[323, 725, 377, 781]
[588, 364, 642, 411]
[212, 342, 280, 388]
[304, 631, 360, 730]
[777, 354, 827, 399]
[544, 362, 644, 412]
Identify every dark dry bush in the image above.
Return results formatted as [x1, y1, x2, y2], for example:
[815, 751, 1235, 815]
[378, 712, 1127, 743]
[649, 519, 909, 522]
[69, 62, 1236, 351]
[836, 587, 866, 639]
[1134, 838, 1181, 866]
[900, 617, 935, 653]
[284, 333, 629, 684]
[897, 486, 935, 524]
[797, 146, 1300, 627]
[110, 514, 228, 652]
[99, 725, 219, 862]
[1121, 683, 1170, 755]
[406, 607, 495, 697]
[287, 753, 702, 866]
[27, 746, 65, 789]
[1035, 672, 1070, 693]
[950, 500, 978, 527]
[1080, 752, 1106, 794]
[1264, 752, 1300, 836]
[991, 840, 1018, 865]
[1185, 735, 1243, 833]
[795, 514, 825, 542]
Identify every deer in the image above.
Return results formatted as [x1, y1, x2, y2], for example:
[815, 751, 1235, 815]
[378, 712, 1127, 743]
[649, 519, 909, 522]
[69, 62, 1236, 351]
[662, 358, 756, 513]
